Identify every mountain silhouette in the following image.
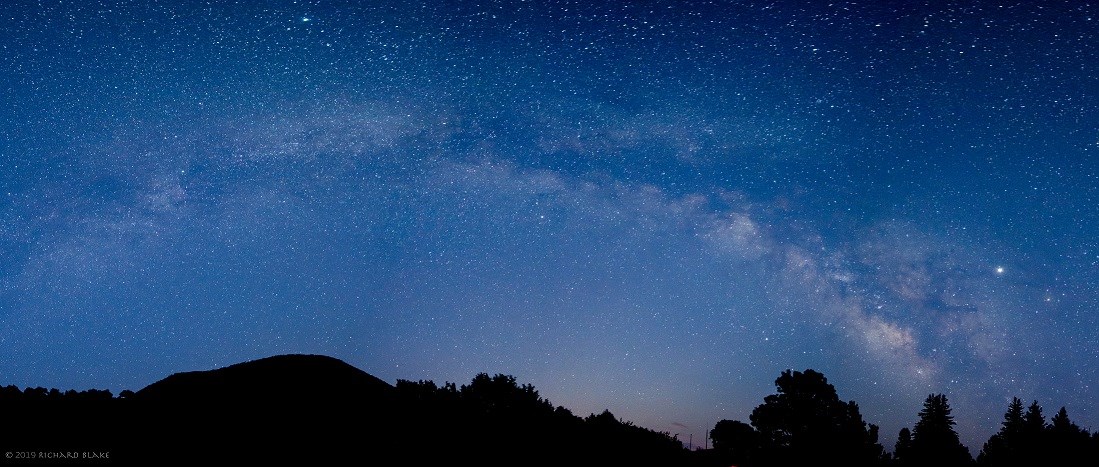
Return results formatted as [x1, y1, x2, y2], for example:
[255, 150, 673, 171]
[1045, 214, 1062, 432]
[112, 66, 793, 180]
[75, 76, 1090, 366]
[133, 353, 393, 404]
[124, 354, 400, 464]
[0, 354, 691, 465]
[4, 355, 1097, 466]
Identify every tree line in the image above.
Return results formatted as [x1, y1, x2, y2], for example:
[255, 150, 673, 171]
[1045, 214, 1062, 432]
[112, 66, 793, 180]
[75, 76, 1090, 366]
[708, 369, 1097, 467]
[2, 362, 1095, 465]
[391, 373, 690, 464]
[0, 370, 691, 465]
[0, 385, 117, 401]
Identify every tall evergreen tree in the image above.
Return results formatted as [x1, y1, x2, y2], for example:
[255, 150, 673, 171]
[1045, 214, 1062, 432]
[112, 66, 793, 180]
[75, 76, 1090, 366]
[1022, 401, 1045, 435]
[1050, 407, 1071, 431]
[978, 397, 1024, 466]
[1046, 406, 1092, 466]
[977, 398, 1093, 466]
[909, 394, 972, 466]
[1049, 407, 1082, 436]
[1016, 400, 1047, 464]
[1002, 397, 1024, 439]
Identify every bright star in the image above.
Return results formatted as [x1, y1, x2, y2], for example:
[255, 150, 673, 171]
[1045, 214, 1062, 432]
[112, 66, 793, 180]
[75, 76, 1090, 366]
[995, 266, 1005, 275]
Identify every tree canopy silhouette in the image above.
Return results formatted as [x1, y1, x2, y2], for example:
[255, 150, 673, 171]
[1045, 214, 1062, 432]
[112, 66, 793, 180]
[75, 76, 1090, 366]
[894, 426, 913, 465]
[715, 369, 888, 467]
[710, 419, 759, 466]
[393, 371, 688, 465]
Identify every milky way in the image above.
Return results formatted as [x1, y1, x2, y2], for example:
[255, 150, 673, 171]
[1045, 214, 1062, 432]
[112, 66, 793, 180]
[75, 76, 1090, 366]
[2, 0, 1098, 450]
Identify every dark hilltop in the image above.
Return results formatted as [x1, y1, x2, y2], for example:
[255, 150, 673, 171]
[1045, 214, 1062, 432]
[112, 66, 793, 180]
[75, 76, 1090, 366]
[2, 355, 1096, 466]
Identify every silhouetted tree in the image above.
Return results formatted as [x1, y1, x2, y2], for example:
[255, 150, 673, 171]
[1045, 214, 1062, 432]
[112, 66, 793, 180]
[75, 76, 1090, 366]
[894, 427, 913, 466]
[1049, 407, 1076, 433]
[459, 373, 553, 417]
[390, 372, 689, 465]
[1093, 431, 1099, 460]
[978, 398, 1066, 466]
[579, 409, 686, 464]
[1002, 397, 1025, 436]
[711, 419, 759, 466]
[1044, 406, 1092, 466]
[978, 433, 1006, 465]
[978, 397, 1024, 466]
[1020, 400, 1047, 463]
[0, 385, 21, 400]
[585, 408, 620, 426]
[909, 394, 972, 466]
[1003, 397, 1024, 433]
[24, 387, 47, 400]
[1023, 401, 1045, 435]
[75, 388, 113, 401]
[748, 369, 886, 466]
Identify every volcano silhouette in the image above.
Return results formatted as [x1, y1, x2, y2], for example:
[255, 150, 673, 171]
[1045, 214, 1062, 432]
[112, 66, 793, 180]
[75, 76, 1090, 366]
[134, 353, 394, 404]
[125, 354, 398, 463]
[3, 354, 692, 466]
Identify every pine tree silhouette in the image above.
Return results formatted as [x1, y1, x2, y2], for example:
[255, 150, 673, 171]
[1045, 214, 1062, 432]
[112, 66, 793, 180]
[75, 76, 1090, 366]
[909, 394, 972, 466]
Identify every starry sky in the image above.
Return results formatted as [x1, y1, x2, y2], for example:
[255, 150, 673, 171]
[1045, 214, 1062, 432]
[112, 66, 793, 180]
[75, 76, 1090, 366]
[2, 0, 1098, 452]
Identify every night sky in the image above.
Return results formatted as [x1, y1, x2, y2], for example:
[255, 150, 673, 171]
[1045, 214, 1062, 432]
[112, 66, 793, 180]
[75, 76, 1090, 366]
[2, 0, 1098, 451]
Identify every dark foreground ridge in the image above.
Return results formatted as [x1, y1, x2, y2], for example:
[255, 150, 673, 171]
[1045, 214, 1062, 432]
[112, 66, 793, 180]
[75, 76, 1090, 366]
[3, 356, 1097, 466]
[1, 354, 689, 465]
